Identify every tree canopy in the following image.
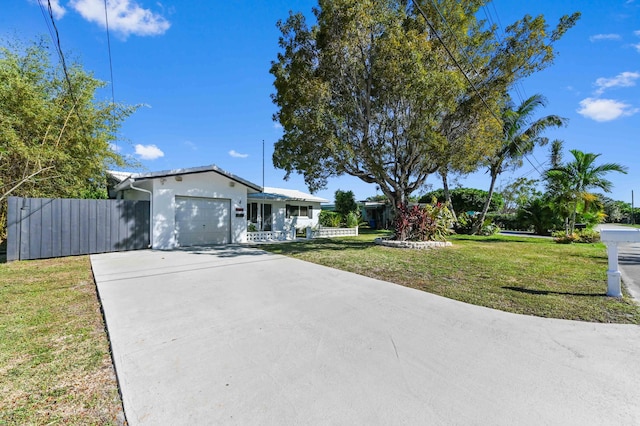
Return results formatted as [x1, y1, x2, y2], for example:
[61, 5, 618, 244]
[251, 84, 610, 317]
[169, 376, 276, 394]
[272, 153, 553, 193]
[270, 0, 579, 211]
[0, 38, 137, 240]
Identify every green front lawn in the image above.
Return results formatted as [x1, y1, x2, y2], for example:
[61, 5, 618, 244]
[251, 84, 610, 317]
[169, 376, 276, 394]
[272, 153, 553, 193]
[0, 256, 124, 425]
[260, 231, 640, 323]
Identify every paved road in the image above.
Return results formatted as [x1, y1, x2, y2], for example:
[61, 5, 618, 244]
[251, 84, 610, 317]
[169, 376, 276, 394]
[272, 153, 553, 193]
[91, 247, 640, 425]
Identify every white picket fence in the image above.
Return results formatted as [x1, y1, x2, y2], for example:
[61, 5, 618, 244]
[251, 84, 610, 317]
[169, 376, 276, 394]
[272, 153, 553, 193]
[246, 229, 295, 242]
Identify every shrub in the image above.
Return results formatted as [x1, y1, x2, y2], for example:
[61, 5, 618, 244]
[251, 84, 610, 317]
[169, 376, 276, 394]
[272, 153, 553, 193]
[552, 231, 579, 244]
[454, 213, 500, 236]
[576, 229, 601, 243]
[394, 201, 453, 241]
[247, 222, 257, 232]
[319, 210, 342, 227]
[345, 211, 359, 228]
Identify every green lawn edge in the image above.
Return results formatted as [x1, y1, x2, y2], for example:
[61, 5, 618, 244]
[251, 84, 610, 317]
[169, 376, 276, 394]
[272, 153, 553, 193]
[259, 231, 640, 324]
[0, 256, 125, 425]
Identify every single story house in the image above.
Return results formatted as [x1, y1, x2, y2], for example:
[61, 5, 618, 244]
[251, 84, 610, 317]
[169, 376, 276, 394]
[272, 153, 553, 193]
[110, 165, 327, 249]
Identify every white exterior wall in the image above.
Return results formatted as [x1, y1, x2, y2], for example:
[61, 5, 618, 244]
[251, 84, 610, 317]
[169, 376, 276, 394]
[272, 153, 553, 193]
[266, 201, 322, 231]
[123, 172, 253, 249]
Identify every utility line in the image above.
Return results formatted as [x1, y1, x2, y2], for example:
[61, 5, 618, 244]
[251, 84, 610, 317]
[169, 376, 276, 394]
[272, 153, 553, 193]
[103, 0, 118, 151]
[38, 0, 92, 151]
[413, 0, 544, 176]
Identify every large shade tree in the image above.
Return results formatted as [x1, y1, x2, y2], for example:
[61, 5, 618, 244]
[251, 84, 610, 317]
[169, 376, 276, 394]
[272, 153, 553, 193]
[0, 38, 137, 241]
[474, 94, 567, 233]
[270, 0, 579, 218]
[545, 149, 627, 233]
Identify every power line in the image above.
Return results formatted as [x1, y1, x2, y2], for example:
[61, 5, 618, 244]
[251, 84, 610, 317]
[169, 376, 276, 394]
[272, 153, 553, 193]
[38, 0, 94, 150]
[103, 0, 116, 106]
[103, 0, 117, 151]
[413, 0, 545, 176]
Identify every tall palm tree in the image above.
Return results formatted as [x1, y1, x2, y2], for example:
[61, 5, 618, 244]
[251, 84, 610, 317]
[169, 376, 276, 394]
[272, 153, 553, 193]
[545, 149, 628, 233]
[474, 94, 567, 233]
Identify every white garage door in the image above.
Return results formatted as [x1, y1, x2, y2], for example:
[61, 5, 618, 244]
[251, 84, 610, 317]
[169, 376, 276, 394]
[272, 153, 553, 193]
[175, 197, 230, 246]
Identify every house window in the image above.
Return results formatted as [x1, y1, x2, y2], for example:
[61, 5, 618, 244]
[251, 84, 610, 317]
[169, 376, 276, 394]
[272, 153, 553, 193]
[308, 206, 313, 219]
[286, 204, 309, 218]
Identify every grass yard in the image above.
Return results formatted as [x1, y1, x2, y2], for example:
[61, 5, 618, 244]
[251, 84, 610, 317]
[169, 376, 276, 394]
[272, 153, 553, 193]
[259, 231, 640, 324]
[0, 256, 124, 425]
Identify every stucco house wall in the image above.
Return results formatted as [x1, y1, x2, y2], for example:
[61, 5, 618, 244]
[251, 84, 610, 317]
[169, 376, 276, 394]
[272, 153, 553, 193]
[118, 168, 258, 249]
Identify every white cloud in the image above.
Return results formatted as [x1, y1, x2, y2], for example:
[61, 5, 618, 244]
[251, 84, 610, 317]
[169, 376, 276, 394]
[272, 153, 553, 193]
[589, 33, 621, 42]
[229, 150, 248, 159]
[134, 144, 164, 160]
[69, 0, 170, 37]
[594, 71, 640, 94]
[577, 98, 639, 122]
[109, 142, 122, 152]
[30, 0, 66, 18]
[634, 43, 640, 53]
[635, 30, 640, 36]
[273, 122, 283, 129]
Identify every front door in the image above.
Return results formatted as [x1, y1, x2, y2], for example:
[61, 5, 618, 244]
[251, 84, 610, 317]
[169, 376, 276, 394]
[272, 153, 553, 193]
[262, 204, 272, 231]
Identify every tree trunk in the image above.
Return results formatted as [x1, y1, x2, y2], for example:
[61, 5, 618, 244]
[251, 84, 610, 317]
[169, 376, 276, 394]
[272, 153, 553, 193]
[474, 171, 497, 235]
[441, 171, 457, 222]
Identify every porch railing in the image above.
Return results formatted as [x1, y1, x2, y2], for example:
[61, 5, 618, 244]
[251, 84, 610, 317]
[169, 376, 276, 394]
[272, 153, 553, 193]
[246, 229, 296, 242]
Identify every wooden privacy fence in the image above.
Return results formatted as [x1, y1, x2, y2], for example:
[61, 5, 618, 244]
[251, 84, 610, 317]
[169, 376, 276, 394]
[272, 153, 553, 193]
[6, 197, 150, 261]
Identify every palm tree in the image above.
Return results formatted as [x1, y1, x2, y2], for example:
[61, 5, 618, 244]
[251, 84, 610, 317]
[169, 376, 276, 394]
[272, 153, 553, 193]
[474, 94, 567, 234]
[545, 149, 628, 233]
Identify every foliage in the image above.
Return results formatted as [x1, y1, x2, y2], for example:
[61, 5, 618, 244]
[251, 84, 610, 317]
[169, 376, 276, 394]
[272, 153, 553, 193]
[419, 187, 504, 214]
[334, 189, 358, 216]
[576, 229, 601, 243]
[0, 37, 137, 241]
[345, 211, 359, 228]
[475, 94, 567, 233]
[454, 212, 500, 236]
[271, 0, 579, 210]
[498, 177, 542, 213]
[490, 213, 530, 231]
[393, 200, 453, 242]
[552, 229, 601, 244]
[247, 222, 257, 232]
[552, 231, 579, 244]
[319, 210, 343, 227]
[545, 149, 627, 233]
[517, 196, 560, 235]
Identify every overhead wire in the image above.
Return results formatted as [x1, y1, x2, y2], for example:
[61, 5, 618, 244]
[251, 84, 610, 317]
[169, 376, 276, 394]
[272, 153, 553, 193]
[412, 0, 544, 176]
[38, 0, 93, 149]
[103, 0, 118, 151]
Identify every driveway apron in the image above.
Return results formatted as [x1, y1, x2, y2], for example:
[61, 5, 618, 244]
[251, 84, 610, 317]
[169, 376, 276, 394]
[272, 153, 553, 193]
[91, 246, 640, 425]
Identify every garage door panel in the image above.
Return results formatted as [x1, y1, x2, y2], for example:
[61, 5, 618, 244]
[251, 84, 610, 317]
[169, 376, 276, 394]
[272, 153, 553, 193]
[175, 197, 230, 246]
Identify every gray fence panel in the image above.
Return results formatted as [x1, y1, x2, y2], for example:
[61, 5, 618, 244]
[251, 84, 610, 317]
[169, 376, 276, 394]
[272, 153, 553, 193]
[6, 197, 150, 261]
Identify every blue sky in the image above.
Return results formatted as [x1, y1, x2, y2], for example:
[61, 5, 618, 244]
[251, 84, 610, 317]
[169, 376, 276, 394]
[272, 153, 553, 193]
[2, 0, 639, 204]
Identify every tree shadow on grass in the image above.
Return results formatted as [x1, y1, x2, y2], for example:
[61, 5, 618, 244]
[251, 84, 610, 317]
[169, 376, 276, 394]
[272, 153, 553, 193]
[502, 286, 606, 297]
[258, 238, 374, 255]
[452, 235, 547, 244]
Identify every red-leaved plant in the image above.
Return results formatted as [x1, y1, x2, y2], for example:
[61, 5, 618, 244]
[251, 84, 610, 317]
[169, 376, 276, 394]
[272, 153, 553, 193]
[394, 199, 453, 241]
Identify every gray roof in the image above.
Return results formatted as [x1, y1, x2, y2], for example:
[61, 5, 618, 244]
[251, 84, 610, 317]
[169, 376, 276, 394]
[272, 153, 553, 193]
[249, 186, 329, 203]
[113, 164, 262, 192]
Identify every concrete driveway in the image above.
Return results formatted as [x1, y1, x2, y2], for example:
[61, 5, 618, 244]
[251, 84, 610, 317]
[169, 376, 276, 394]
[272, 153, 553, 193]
[91, 246, 640, 425]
